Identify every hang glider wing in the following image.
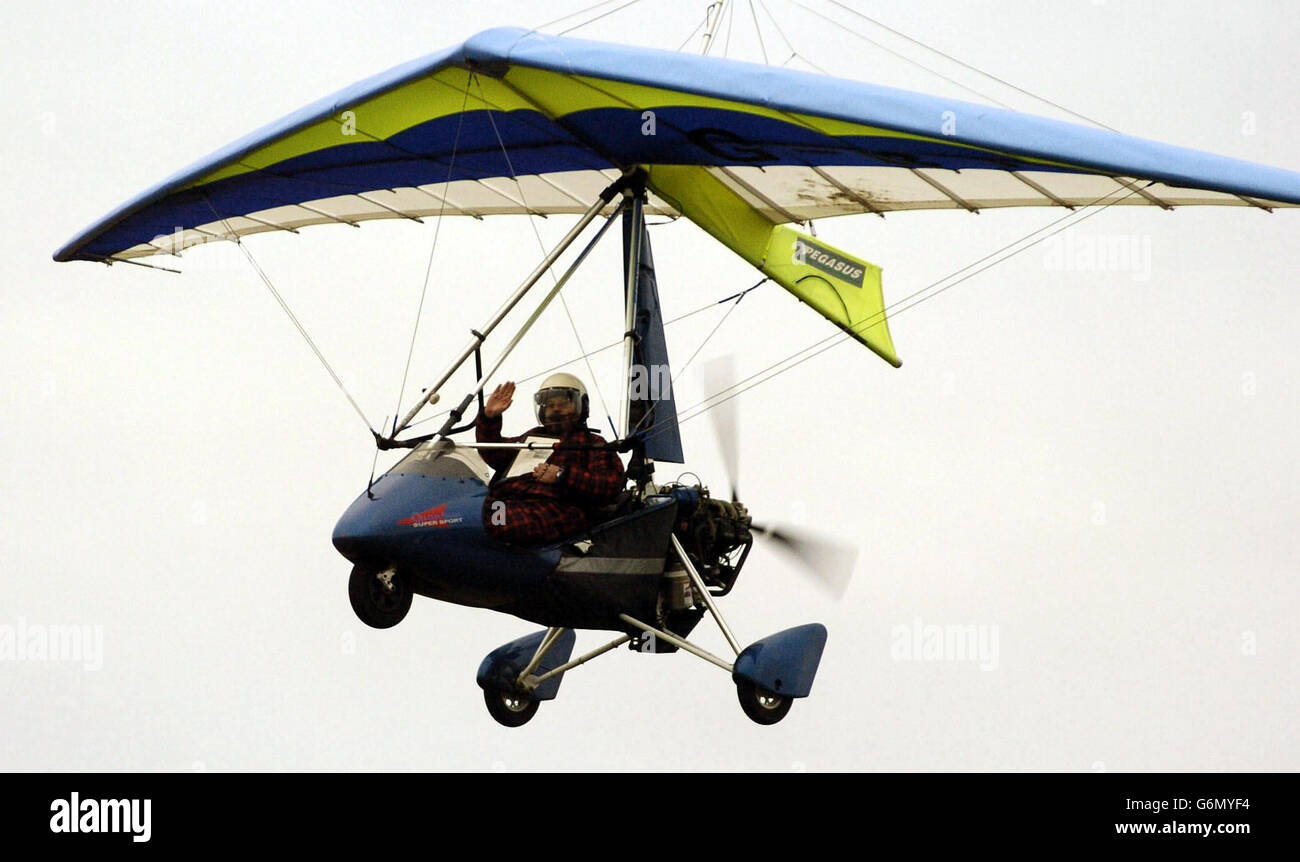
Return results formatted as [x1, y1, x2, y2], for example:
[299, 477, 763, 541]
[55, 27, 1300, 367]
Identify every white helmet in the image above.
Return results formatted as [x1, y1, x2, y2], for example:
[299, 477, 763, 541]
[534, 372, 589, 424]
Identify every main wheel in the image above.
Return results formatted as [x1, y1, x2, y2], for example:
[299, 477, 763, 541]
[483, 689, 540, 727]
[736, 680, 793, 725]
[348, 564, 412, 629]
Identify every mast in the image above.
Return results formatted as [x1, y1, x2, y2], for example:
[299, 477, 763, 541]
[618, 190, 643, 439]
[700, 1, 729, 56]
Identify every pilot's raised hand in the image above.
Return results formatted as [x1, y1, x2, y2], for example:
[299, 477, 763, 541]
[484, 381, 515, 418]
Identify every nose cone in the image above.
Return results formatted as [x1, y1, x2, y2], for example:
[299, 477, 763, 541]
[332, 492, 384, 564]
[331, 473, 425, 564]
[331, 470, 489, 566]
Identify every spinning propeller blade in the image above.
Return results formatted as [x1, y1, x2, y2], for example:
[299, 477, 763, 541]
[699, 356, 740, 502]
[698, 356, 858, 598]
[750, 521, 858, 601]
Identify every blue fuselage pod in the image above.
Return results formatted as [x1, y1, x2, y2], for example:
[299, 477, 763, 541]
[331, 442, 559, 612]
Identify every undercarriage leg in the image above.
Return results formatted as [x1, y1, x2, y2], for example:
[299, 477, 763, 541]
[618, 614, 734, 673]
[515, 626, 565, 686]
[670, 535, 741, 656]
[531, 634, 632, 685]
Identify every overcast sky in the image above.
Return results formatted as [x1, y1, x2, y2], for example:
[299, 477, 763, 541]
[4, 0, 1297, 771]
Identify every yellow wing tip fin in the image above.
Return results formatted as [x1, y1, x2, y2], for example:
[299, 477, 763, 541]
[763, 226, 899, 367]
[648, 165, 899, 368]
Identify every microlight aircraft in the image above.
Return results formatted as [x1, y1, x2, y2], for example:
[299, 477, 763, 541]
[55, 27, 1300, 725]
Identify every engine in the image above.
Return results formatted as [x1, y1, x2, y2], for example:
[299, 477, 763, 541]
[661, 483, 753, 596]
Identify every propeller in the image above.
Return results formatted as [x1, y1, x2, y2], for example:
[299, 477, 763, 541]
[748, 522, 857, 600]
[697, 356, 859, 599]
[699, 355, 741, 502]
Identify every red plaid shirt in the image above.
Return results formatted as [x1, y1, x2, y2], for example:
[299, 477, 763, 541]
[476, 411, 626, 543]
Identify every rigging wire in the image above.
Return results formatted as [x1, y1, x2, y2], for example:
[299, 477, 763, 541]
[722, 0, 737, 57]
[756, 0, 829, 72]
[199, 194, 377, 434]
[406, 280, 772, 430]
[821, 0, 1118, 132]
[392, 77, 472, 435]
[674, 278, 764, 383]
[557, 289, 617, 436]
[640, 184, 1150, 445]
[532, 0, 625, 31]
[675, 13, 707, 51]
[779, 0, 1017, 109]
[671, 191, 1145, 432]
[471, 74, 619, 436]
[628, 276, 766, 436]
[747, 0, 769, 64]
[556, 0, 646, 36]
[224, 75, 556, 438]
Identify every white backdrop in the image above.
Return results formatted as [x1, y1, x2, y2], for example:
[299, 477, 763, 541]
[4, 0, 1297, 771]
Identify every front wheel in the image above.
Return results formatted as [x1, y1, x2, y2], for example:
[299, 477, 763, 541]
[483, 689, 540, 727]
[736, 680, 793, 725]
[348, 564, 412, 629]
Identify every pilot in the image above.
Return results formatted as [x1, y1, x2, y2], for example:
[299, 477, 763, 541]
[475, 373, 625, 545]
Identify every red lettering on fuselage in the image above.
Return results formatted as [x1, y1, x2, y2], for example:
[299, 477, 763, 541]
[398, 503, 463, 528]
